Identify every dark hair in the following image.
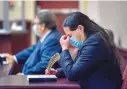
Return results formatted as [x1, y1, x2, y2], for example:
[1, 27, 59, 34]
[37, 10, 57, 30]
[105, 29, 114, 41]
[63, 12, 94, 34]
[63, 12, 120, 64]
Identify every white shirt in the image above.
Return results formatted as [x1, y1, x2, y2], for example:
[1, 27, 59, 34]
[13, 30, 51, 63]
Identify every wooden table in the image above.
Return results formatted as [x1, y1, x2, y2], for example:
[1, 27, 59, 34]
[0, 75, 80, 89]
[0, 63, 80, 89]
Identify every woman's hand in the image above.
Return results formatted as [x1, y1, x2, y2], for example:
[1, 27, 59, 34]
[45, 68, 58, 75]
[60, 35, 70, 51]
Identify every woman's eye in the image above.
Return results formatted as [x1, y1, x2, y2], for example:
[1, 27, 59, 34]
[69, 35, 72, 38]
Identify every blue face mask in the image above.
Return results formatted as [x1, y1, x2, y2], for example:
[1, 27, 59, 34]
[32, 25, 40, 37]
[70, 36, 83, 49]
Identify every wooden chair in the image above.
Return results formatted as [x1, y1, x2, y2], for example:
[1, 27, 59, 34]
[117, 47, 127, 74]
[121, 65, 127, 89]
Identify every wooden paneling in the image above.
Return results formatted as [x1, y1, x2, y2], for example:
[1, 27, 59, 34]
[56, 14, 67, 34]
[36, 1, 78, 9]
[0, 35, 11, 53]
[11, 21, 32, 54]
[11, 34, 28, 54]
[0, 21, 32, 54]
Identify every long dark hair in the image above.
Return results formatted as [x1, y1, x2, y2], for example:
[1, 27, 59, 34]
[63, 12, 120, 64]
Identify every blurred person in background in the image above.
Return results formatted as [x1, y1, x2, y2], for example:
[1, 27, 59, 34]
[45, 12, 122, 89]
[3, 10, 62, 75]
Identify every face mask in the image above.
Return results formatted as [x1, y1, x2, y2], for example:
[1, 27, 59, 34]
[32, 25, 40, 37]
[70, 36, 83, 49]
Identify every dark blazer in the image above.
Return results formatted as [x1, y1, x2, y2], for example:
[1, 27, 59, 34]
[58, 32, 122, 89]
[15, 29, 62, 75]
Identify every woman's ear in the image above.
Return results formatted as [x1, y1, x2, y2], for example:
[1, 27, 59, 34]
[78, 25, 84, 33]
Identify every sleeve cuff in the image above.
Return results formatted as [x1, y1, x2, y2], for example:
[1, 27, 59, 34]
[62, 49, 69, 52]
[13, 55, 18, 63]
[56, 68, 61, 77]
[56, 68, 65, 78]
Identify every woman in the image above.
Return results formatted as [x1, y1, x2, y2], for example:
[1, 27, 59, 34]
[45, 12, 122, 89]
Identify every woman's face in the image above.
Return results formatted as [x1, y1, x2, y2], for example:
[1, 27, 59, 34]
[63, 25, 85, 41]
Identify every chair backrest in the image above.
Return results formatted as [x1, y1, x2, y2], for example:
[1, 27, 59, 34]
[121, 65, 127, 89]
[117, 47, 127, 73]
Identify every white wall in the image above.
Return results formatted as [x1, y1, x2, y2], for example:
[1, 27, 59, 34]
[0, 1, 3, 21]
[81, 1, 127, 48]
[99, 1, 127, 48]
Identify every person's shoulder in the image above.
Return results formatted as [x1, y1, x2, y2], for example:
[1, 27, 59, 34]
[44, 29, 61, 45]
[51, 29, 62, 35]
[84, 32, 104, 45]
[49, 29, 62, 39]
[81, 33, 108, 56]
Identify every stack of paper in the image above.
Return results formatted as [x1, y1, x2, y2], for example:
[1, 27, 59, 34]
[27, 75, 57, 82]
